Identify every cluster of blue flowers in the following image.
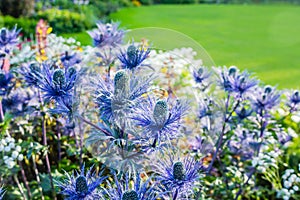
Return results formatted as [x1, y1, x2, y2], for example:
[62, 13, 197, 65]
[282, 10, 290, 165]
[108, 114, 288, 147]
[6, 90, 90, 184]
[1, 21, 300, 200]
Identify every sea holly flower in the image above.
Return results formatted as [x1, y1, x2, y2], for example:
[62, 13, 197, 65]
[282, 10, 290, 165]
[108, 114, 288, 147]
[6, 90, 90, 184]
[228, 70, 258, 99]
[106, 172, 159, 200]
[286, 90, 300, 112]
[2, 88, 34, 116]
[0, 26, 20, 54]
[94, 69, 153, 124]
[38, 62, 78, 101]
[118, 44, 150, 70]
[192, 66, 212, 90]
[0, 69, 14, 96]
[88, 21, 125, 48]
[235, 106, 253, 121]
[215, 66, 258, 98]
[61, 51, 82, 68]
[132, 97, 189, 150]
[19, 62, 43, 87]
[55, 165, 107, 200]
[0, 185, 5, 200]
[251, 85, 281, 115]
[154, 154, 202, 199]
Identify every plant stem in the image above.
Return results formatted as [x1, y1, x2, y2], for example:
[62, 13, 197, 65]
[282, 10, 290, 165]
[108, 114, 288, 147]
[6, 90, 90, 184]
[42, 116, 56, 199]
[0, 98, 4, 122]
[19, 161, 32, 199]
[207, 96, 240, 173]
[13, 175, 26, 200]
[32, 154, 45, 200]
[76, 115, 111, 136]
[56, 121, 61, 161]
[234, 110, 266, 200]
[37, 89, 56, 199]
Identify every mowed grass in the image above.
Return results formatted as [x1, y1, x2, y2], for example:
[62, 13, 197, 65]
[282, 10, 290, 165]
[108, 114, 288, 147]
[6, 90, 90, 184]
[110, 5, 300, 88]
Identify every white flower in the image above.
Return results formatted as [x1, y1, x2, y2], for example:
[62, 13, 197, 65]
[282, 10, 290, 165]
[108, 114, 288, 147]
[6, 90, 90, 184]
[11, 151, 19, 159]
[289, 174, 297, 182]
[293, 185, 299, 191]
[4, 146, 11, 152]
[3, 156, 8, 160]
[18, 154, 24, 161]
[5, 137, 10, 143]
[0, 144, 4, 152]
[284, 180, 292, 188]
[15, 145, 21, 152]
[6, 159, 15, 169]
[1, 139, 6, 145]
[9, 142, 15, 149]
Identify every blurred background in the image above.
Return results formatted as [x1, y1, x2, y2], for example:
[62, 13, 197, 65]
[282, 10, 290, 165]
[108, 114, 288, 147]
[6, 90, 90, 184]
[0, 0, 299, 88]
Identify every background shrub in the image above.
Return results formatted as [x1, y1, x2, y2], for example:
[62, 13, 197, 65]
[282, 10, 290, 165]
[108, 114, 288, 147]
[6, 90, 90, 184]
[0, 0, 35, 17]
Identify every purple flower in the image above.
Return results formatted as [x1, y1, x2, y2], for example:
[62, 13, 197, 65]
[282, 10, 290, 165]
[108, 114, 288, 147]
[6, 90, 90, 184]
[61, 51, 82, 68]
[118, 44, 150, 70]
[38, 62, 77, 101]
[155, 154, 202, 199]
[19, 62, 43, 87]
[189, 136, 213, 155]
[0, 69, 14, 96]
[0, 26, 20, 53]
[215, 66, 258, 98]
[2, 88, 34, 116]
[286, 90, 300, 112]
[227, 128, 260, 160]
[193, 66, 211, 84]
[132, 97, 188, 150]
[88, 22, 125, 48]
[55, 165, 107, 200]
[251, 85, 281, 114]
[94, 70, 153, 123]
[106, 172, 159, 200]
[229, 70, 258, 99]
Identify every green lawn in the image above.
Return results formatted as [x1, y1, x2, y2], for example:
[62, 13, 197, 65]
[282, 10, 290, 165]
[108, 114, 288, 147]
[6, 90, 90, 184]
[110, 5, 300, 88]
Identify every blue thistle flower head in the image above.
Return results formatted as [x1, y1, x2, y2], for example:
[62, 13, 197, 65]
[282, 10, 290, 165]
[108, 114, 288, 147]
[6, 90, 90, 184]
[19, 62, 43, 87]
[0, 26, 20, 53]
[287, 90, 300, 112]
[106, 172, 159, 200]
[118, 44, 150, 70]
[94, 69, 153, 123]
[2, 88, 34, 116]
[155, 154, 202, 198]
[0, 186, 5, 200]
[0, 69, 14, 96]
[215, 66, 258, 98]
[61, 51, 82, 68]
[37, 62, 78, 101]
[55, 164, 107, 200]
[132, 97, 189, 150]
[228, 128, 260, 160]
[251, 85, 281, 114]
[192, 66, 211, 85]
[88, 21, 125, 48]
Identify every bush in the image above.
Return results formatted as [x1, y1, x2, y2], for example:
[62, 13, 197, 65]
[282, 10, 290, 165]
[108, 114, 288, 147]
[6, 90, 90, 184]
[0, 16, 38, 38]
[35, 8, 95, 34]
[0, 0, 35, 17]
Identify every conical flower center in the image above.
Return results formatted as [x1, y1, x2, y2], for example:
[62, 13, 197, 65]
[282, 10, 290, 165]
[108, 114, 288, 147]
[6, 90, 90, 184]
[75, 176, 88, 193]
[229, 67, 237, 76]
[173, 162, 185, 181]
[127, 45, 137, 60]
[153, 100, 168, 125]
[114, 70, 129, 96]
[53, 69, 66, 87]
[67, 67, 76, 79]
[122, 190, 138, 200]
